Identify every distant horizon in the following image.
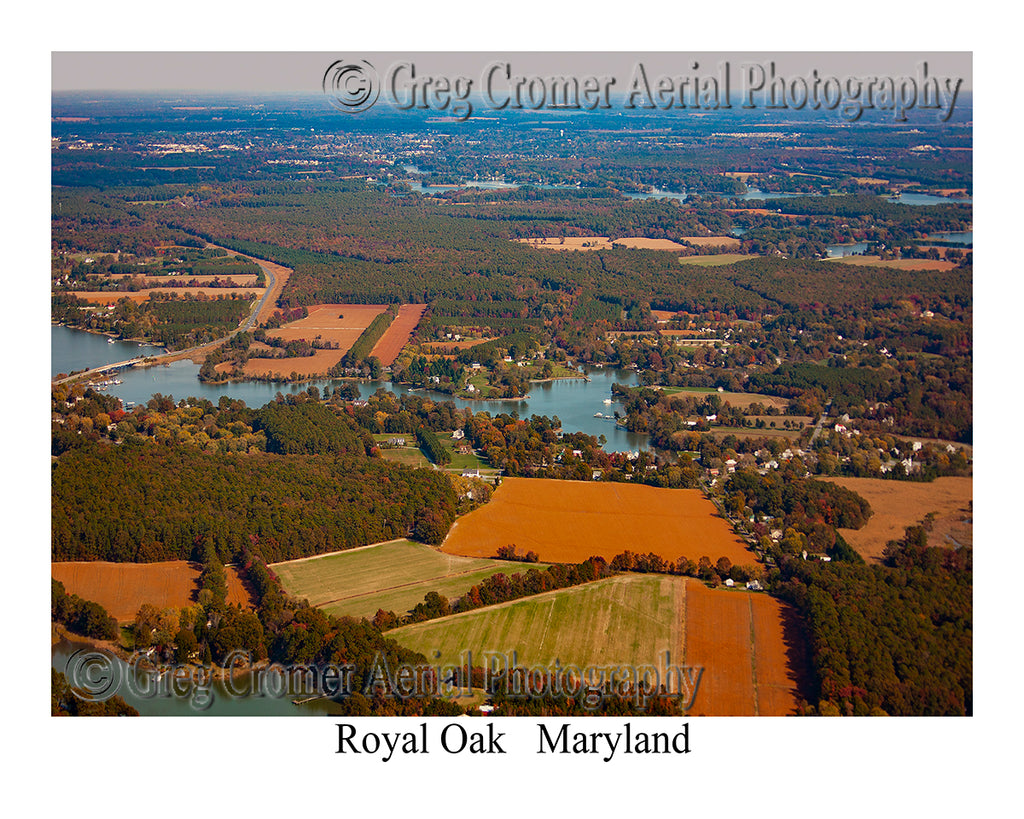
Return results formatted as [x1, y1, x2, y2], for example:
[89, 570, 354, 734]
[52, 52, 972, 94]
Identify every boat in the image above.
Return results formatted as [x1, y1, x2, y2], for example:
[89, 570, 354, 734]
[603, 398, 613, 404]
[107, 337, 115, 344]
[594, 412, 604, 418]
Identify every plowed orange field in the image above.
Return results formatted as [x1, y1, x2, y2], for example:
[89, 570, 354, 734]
[52, 561, 253, 623]
[821, 476, 973, 562]
[243, 303, 387, 377]
[370, 304, 427, 366]
[684, 580, 806, 716]
[441, 477, 753, 567]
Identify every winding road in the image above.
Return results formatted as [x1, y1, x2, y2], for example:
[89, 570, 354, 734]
[52, 247, 285, 386]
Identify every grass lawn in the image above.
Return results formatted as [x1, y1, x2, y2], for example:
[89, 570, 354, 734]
[439, 437, 487, 470]
[271, 539, 547, 620]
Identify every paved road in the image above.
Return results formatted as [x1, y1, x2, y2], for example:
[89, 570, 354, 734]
[809, 401, 833, 445]
[52, 249, 279, 386]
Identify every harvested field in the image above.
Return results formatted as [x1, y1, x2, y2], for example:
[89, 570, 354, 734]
[241, 350, 348, 378]
[651, 310, 684, 323]
[420, 337, 496, 352]
[678, 253, 751, 266]
[370, 304, 427, 366]
[441, 477, 752, 567]
[680, 235, 742, 249]
[265, 303, 387, 346]
[389, 574, 684, 672]
[67, 288, 261, 305]
[824, 255, 957, 271]
[820, 476, 973, 563]
[242, 303, 387, 377]
[518, 236, 613, 251]
[683, 580, 807, 716]
[51, 561, 252, 623]
[517, 236, 687, 252]
[611, 237, 688, 251]
[102, 274, 261, 286]
[724, 208, 800, 218]
[389, 573, 807, 715]
[271, 539, 547, 620]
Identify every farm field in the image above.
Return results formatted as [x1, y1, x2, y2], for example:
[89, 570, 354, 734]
[67, 287, 261, 305]
[242, 303, 387, 377]
[270, 539, 547, 620]
[825, 255, 957, 271]
[376, 439, 430, 468]
[661, 386, 789, 411]
[517, 236, 687, 252]
[820, 476, 973, 562]
[420, 337, 496, 352]
[678, 253, 751, 266]
[389, 573, 806, 715]
[683, 580, 806, 716]
[441, 477, 753, 566]
[706, 424, 806, 440]
[102, 274, 261, 286]
[370, 303, 427, 366]
[51, 561, 252, 623]
[388, 573, 684, 673]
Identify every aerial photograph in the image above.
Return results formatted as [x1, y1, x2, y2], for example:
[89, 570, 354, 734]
[49, 50, 975, 726]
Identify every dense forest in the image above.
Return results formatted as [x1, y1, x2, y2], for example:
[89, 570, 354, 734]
[51, 443, 459, 563]
[775, 527, 972, 716]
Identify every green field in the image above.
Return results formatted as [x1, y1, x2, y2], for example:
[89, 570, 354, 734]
[678, 253, 751, 267]
[378, 447, 431, 467]
[388, 574, 684, 670]
[439, 437, 487, 471]
[271, 539, 547, 620]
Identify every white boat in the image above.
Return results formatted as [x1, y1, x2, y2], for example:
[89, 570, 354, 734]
[603, 398, 613, 404]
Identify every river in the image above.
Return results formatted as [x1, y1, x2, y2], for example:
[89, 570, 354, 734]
[51, 324, 166, 377]
[52, 634, 339, 716]
[396, 174, 972, 208]
[52, 325, 648, 452]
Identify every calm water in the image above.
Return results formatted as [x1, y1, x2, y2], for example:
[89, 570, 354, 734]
[825, 242, 871, 258]
[924, 230, 973, 245]
[396, 172, 972, 209]
[624, 188, 688, 201]
[52, 326, 647, 451]
[52, 324, 165, 378]
[729, 187, 807, 201]
[52, 636, 336, 716]
[890, 192, 973, 206]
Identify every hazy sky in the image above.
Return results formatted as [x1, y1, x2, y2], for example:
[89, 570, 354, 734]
[51, 52, 972, 94]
